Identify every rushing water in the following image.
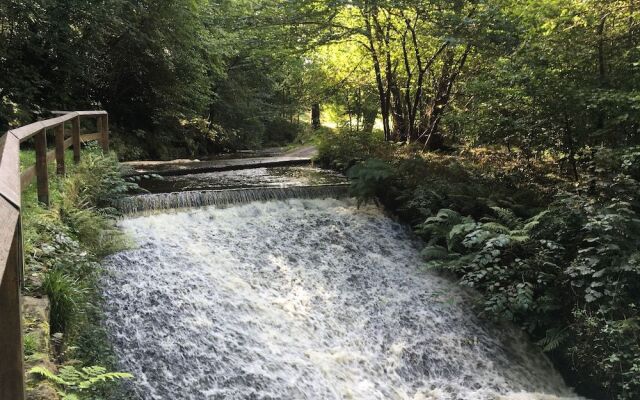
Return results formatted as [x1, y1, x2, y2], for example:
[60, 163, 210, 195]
[115, 184, 349, 214]
[101, 198, 581, 400]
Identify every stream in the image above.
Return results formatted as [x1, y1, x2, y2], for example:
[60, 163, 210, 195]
[101, 168, 582, 400]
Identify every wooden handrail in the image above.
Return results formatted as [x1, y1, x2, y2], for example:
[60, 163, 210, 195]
[0, 111, 109, 400]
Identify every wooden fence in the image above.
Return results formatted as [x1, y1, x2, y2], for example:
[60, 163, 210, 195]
[0, 111, 109, 400]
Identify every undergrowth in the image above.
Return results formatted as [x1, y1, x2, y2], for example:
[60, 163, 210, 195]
[321, 133, 640, 400]
[22, 143, 136, 399]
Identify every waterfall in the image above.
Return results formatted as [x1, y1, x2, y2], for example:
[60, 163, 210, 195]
[114, 184, 350, 214]
[101, 198, 583, 400]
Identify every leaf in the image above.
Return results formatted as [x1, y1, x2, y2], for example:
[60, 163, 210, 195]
[537, 328, 569, 352]
[421, 245, 450, 261]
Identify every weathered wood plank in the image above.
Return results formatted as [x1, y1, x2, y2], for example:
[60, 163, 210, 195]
[34, 130, 49, 206]
[46, 148, 57, 164]
[0, 132, 21, 207]
[52, 110, 107, 117]
[20, 147, 60, 189]
[72, 116, 80, 163]
[19, 133, 94, 189]
[11, 113, 78, 142]
[55, 124, 65, 175]
[75, 110, 107, 116]
[0, 212, 25, 400]
[0, 110, 109, 400]
[0, 197, 18, 279]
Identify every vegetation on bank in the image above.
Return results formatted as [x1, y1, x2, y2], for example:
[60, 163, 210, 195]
[317, 130, 640, 400]
[3, 0, 639, 398]
[21, 144, 135, 399]
[4, 1, 638, 162]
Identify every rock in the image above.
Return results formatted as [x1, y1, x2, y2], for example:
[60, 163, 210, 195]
[26, 382, 58, 400]
[23, 296, 60, 400]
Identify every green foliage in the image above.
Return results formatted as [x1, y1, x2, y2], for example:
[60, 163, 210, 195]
[56, 147, 133, 255]
[419, 194, 640, 397]
[23, 332, 39, 356]
[1, 0, 313, 159]
[325, 131, 640, 398]
[316, 129, 392, 171]
[412, 148, 640, 399]
[346, 159, 394, 205]
[63, 147, 138, 208]
[21, 149, 136, 398]
[621, 146, 640, 181]
[43, 270, 87, 335]
[30, 365, 132, 400]
[264, 118, 304, 146]
[452, 1, 640, 161]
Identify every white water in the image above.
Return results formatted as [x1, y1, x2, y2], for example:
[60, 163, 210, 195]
[114, 184, 349, 214]
[101, 198, 581, 400]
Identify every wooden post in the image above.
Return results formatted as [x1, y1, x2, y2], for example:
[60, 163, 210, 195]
[100, 114, 109, 153]
[34, 129, 49, 206]
[55, 124, 65, 175]
[72, 116, 81, 164]
[0, 216, 25, 400]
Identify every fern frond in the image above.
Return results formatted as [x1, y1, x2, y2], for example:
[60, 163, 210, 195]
[490, 206, 522, 229]
[537, 328, 569, 352]
[29, 366, 68, 386]
[480, 222, 511, 235]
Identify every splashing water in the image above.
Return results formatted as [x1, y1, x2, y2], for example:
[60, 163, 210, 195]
[101, 198, 582, 400]
[114, 184, 349, 215]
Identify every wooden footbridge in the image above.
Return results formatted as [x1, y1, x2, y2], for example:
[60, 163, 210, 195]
[0, 111, 110, 400]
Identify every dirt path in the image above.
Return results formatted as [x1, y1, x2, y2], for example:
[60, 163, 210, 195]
[283, 145, 317, 158]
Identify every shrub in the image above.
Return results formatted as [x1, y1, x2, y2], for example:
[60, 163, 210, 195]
[316, 129, 392, 171]
[263, 118, 303, 146]
[22, 148, 137, 398]
[30, 365, 132, 400]
[56, 147, 133, 255]
[418, 182, 640, 399]
[328, 135, 640, 399]
[346, 159, 394, 206]
[43, 269, 87, 334]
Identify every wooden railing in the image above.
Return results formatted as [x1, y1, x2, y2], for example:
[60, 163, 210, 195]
[0, 111, 109, 400]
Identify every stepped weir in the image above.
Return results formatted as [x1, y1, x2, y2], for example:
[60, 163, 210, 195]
[102, 165, 582, 400]
[115, 184, 350, 214]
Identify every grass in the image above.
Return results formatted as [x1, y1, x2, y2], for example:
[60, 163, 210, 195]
[42, 269, 87, 334]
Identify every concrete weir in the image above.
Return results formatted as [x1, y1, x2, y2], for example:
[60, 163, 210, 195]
[122, 146, 318, 177]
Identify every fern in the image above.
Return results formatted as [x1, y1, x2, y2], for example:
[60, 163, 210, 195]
[346, 159, 394, 205]
[448, 222, 479, 251]
[416, 209, 473, 246]
[30, 365, 132, 399]
[489, 206, 522, 229]
[538, 328, 569, 352]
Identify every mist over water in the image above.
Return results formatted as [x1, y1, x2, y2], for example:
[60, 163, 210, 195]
[101, 198, 581, 400]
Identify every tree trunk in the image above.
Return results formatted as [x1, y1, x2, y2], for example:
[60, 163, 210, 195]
[311, 103, 321, 129]
[421, 45, 471, 149]
[364, 11, 390, 140]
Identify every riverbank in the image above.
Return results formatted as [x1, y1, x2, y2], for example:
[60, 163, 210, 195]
[316, 130, 640, 400]
[20, 145, 134, 399]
